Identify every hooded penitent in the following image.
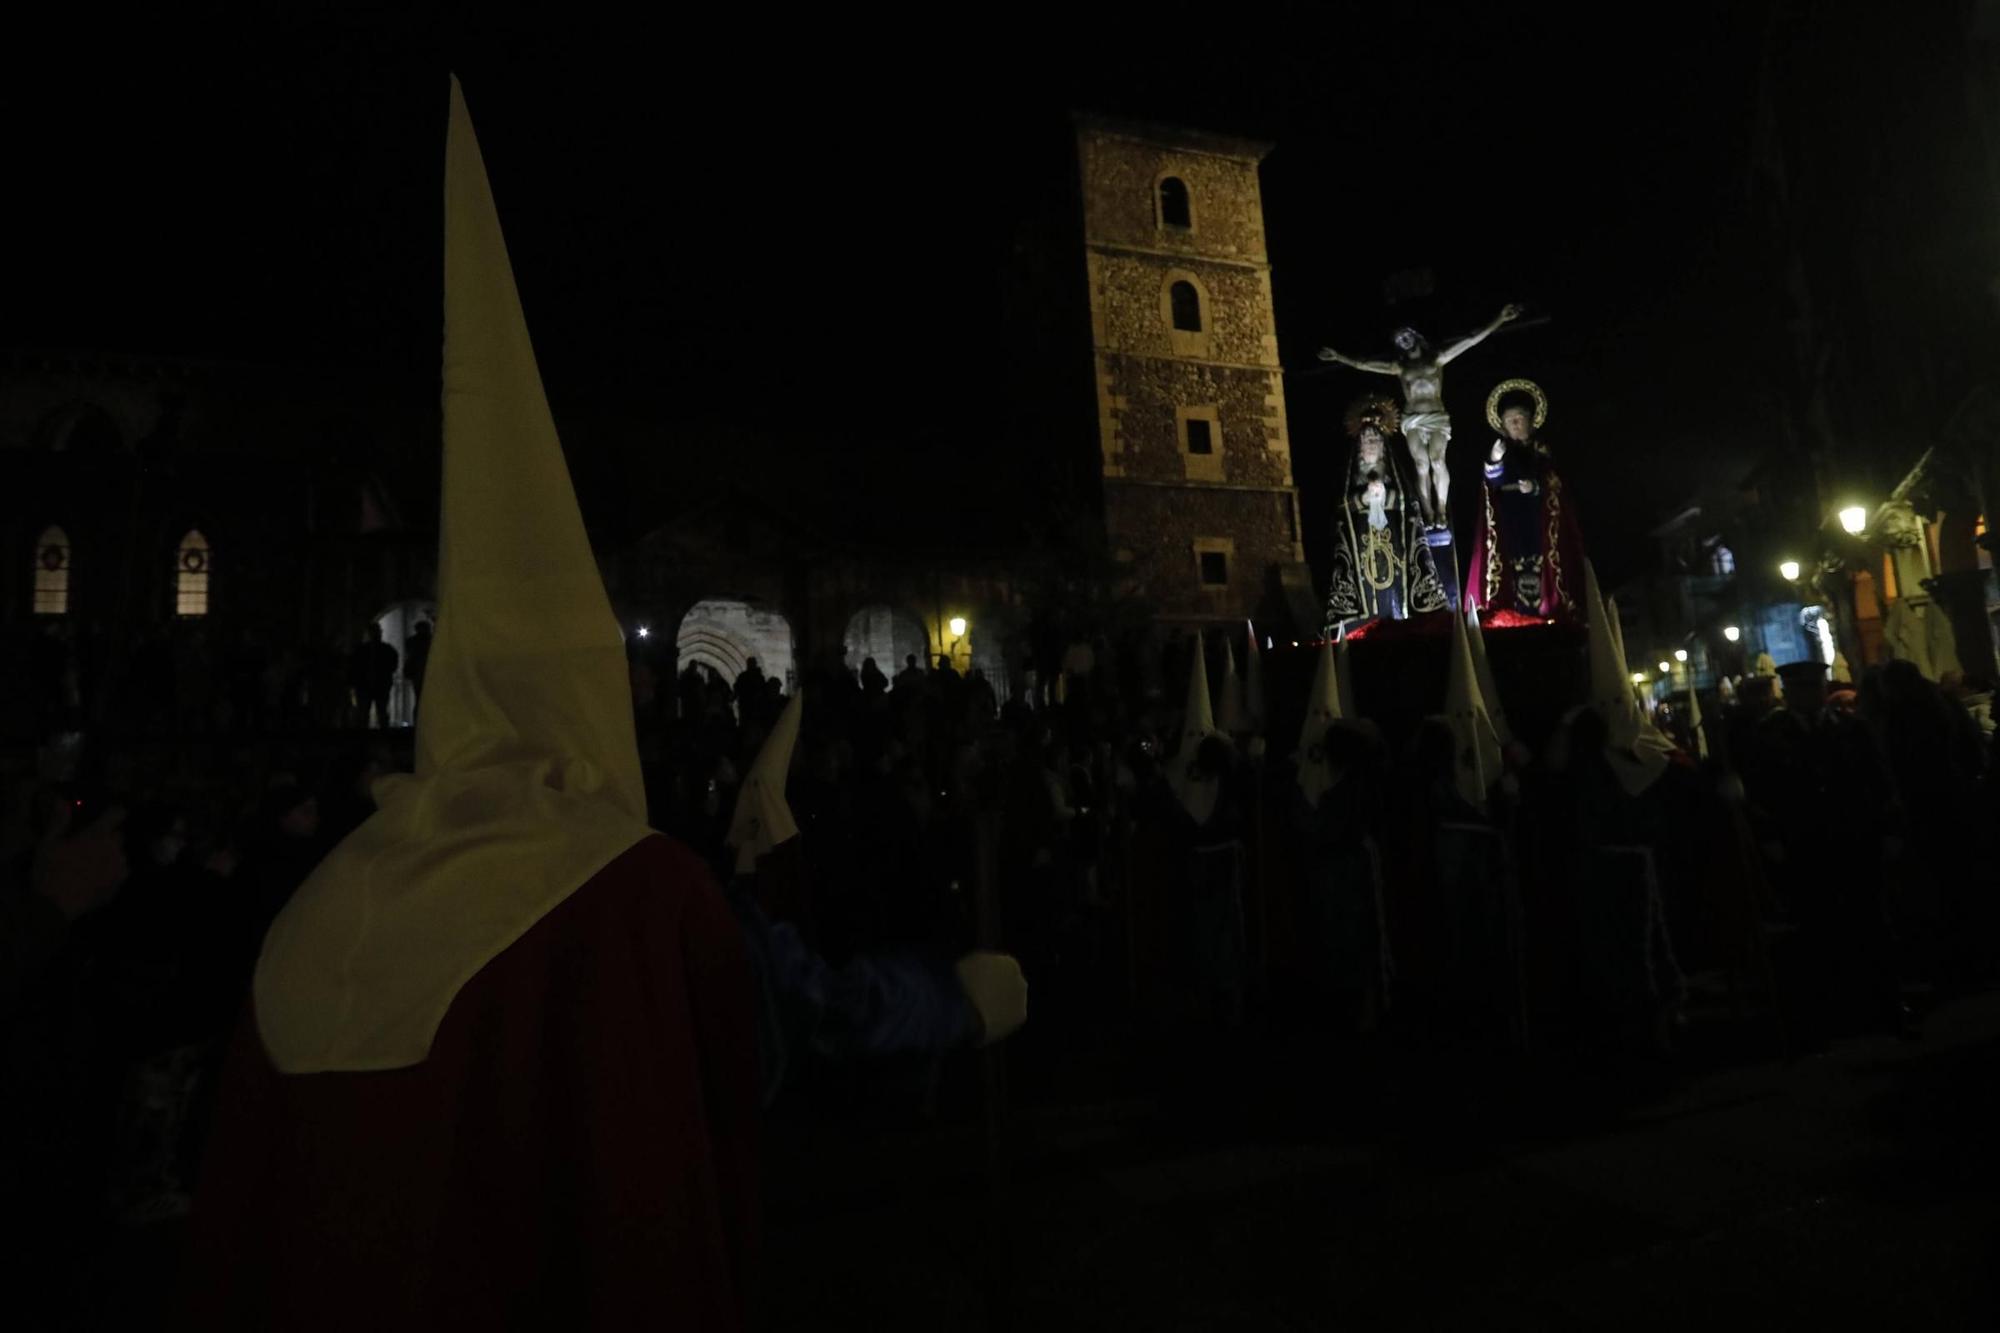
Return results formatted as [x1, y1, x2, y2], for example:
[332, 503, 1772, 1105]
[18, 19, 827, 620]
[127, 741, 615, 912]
[1296, 640, 1343, 808]
[254, 79, 658, 1074]
[1583, 559, 1676, 796]
[1686, 672, 1709, 760]
[1446, 605, 1504, 809]
[727, 689, 801, 875]
[1335, 631, 1360, 721]
[1464, 605, 1512, 747]
[1217, 637, 1248, 736]
[1169, 636, 1222, 824]
[1243, 621, 1265, 733]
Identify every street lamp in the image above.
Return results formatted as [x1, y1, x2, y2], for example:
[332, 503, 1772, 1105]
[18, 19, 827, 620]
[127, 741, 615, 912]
[635, 626, 650, 639]
[1674, 648, 1688, 663]
[1631, 672, 1647, 685]
[1839, 505, 1867, 535]
[1657, 660, 1672, 675]
[948, 616, 967, 639]
[1779, 559, 1802, 582]
[1723, 625, 1740, 642]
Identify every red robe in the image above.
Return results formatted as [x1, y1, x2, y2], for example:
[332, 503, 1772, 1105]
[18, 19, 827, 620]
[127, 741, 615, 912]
[179, 835, 759, 1331]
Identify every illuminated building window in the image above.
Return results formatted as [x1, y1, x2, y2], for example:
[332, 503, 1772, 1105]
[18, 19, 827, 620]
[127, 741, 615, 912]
[1200, 551, 1229, 586]
[1158, 176, 1191, 229]
[1169, 280, 1202, 332]
[1708, 543, 1735, 575]
[33, 526, 71, 616]
[175, 530, 211, 617]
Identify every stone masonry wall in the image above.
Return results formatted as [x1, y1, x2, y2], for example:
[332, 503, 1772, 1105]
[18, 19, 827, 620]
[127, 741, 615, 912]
[1097, 355, 1291, 488]
[1106, 482, 1300, 621]
[1078, 133, 1268, 262]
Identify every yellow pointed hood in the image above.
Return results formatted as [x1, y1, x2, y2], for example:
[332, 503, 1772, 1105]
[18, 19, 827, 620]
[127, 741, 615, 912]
[1687, 673, 1709, 761]
[1296, 641, 1342, 807]
[1464, 606, 1512, 747]
[254, 76, 656, 1074]
[1446, 605, 1504, 810]
[728, 689, 802, 875]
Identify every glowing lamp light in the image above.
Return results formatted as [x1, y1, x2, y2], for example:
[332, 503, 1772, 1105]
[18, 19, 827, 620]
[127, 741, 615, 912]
[1839, 505, 1867, 535]
[1631, 672, 1647, 685]
[948, 617, 967, 638]
[1779, 560, 1802, 581]
[1658, 660, 1672, 674]
[1674, 648, 1689, 663]
[1723, 625, 1741, 642]
[635, 626, 650, 639]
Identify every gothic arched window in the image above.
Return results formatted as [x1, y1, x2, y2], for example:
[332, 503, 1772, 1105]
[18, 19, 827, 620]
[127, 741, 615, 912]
[33, 526, 70, 616]
[1158, 176, 1191, 229]
[1709, 543, 1736, 575]
[1169, 280, 1202, 332]
[175, 530, 211, 617]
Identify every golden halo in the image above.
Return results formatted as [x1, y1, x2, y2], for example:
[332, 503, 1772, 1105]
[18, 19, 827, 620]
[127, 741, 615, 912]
[1485, 378, 1548, 434]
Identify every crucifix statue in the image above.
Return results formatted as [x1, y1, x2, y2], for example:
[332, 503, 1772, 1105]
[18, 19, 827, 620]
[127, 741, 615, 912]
[1317, 304, 1521, 527]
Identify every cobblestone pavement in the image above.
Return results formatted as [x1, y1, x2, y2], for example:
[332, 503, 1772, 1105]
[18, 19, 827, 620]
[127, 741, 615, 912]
[761, 994, 2000, 1330]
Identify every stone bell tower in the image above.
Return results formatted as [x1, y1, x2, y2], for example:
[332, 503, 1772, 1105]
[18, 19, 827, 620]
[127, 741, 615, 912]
[1074, 114, 1311, 630]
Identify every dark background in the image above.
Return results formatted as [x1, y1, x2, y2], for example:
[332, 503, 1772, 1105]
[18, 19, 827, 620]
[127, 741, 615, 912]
[8, 3, 1992, 582]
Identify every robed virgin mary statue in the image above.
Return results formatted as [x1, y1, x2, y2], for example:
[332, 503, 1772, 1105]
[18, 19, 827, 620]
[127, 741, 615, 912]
[1325, 395, 1446, 633]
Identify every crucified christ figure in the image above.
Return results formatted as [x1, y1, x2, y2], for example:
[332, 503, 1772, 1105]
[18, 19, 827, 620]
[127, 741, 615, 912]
[1318, 304, 1520, 526]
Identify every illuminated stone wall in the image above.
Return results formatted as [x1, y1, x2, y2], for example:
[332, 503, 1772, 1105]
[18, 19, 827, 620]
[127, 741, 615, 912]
[1105, 484, 1302, 625]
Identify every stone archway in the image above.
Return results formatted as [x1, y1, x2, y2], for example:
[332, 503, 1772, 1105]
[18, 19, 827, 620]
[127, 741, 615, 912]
[675, 598, 797, 698]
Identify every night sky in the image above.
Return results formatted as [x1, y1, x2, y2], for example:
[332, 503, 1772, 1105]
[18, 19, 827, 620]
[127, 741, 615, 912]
[9, 4, 1979, 581]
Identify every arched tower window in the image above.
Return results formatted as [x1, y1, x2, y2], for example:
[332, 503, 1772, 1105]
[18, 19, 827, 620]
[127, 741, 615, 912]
[1169, 280, 1202, 332]
[33, 526, 71, 616]
[1709, 543, 1736, 575]
[1158, 176, 1191, 229]
[175, 530, 211, 617]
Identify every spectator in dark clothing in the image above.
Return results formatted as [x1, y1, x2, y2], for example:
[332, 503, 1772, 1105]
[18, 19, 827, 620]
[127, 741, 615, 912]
[349, 625, 399, 730]
[1744, 662, 1901, 1039]
[859, 656, 889, 698]
[733, 658, 767, 720]
[967, 668, 998, 724]
[894, 654, 925, 696]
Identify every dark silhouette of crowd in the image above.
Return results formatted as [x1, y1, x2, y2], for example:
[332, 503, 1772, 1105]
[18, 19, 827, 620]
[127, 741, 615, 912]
[5, 621, 1997, 1328]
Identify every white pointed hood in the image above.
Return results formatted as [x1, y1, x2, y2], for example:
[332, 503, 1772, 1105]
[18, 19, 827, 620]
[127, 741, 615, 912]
[255, 77, 656, 1074]
[1296, 641, 1343, 808]
[1169, 635, 1222, 823]
[1446, 605, 1504, 809]
[728, 689, 802, 875]
[1583, 560, 1675, 796]
[1335, 632, 1360, 721]
[1217, 637, 1249, 735]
